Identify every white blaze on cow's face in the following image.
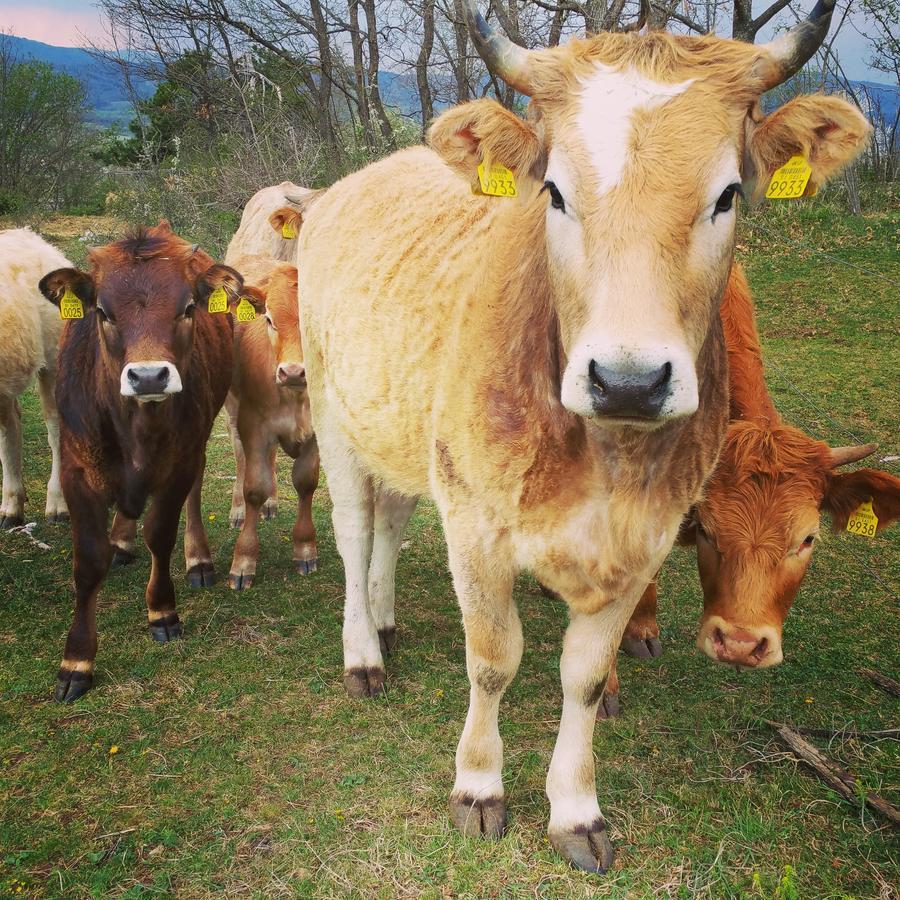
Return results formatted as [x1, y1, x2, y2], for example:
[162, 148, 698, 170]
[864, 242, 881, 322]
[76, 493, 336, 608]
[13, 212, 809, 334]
[546, 65, 743, 428]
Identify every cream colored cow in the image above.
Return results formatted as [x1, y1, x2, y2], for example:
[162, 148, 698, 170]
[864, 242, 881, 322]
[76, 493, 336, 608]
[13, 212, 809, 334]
[0, 229, 71, 527]
[297, 0, 869, 872]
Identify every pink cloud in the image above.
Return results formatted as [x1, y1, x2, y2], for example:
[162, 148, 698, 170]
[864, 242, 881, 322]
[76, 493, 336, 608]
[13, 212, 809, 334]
[4, 6, 107, 48]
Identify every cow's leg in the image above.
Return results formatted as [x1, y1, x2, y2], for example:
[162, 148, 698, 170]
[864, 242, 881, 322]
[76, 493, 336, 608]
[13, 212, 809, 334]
[621, 578, 662, 658]
[368, 488, 417, 655]
[229, 433, 276, 590]
[184, 461, 215, 587]
[143, 475, 193, 642]
[37, 368, 68, 522]
[226, 399, 247, 528]
[109, 511, 138, 568]
[0, 394, 25, 528]
[546, 599, 637, 872]
[263, 446, 278, 520]
[596, 656, 620, 720]
[55, 468, 111, 701]
[291, 435, 319, 575]
[444, 524, 520, 839]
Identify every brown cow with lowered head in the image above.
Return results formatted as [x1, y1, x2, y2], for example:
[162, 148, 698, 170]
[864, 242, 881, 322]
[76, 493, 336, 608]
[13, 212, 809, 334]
[39, 222, 243, 702]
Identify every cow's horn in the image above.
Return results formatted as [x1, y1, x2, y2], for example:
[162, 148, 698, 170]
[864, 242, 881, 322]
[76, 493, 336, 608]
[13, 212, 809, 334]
[462, 0, 534, 96]
[758, 0, 836, 89]
[828, 442, 878, 467]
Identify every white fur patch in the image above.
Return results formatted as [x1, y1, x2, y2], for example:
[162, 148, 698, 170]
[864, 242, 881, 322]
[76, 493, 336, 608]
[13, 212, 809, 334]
[577, 64, 694, 194]
[119, 361, 183, 400]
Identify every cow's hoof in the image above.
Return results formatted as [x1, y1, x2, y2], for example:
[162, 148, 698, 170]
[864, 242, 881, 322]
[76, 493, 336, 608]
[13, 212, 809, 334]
[596, 691, 620, 720]
[343, 667, 386, 699]
[295, 558, 317, 575]
[449, 793, 507, 839]
[0, 514, 24, 530]
[621, 636, 663, 659]
[186, 562, 216, 588]
[229, 514, 244, 529]
[46, 510, 70, 524]
[149, 618, 182, 642]
[378, 627, 397, 656]
[550, 819, 614, 873]
[228, 571, 254, 591]
[110, 547, 136, 569]
[54, 670, 93, 703]
[262, 499, 278, 520]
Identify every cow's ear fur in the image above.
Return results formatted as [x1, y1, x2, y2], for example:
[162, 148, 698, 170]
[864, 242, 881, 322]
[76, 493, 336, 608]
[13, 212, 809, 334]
[821, 468, 900, 533]
[428, 99, 546, 185]
[268, 206, 302, 237]
[39, 268, 95, 308]
[194, 263, 244, 308]
[239, 284, 268, 316]
[745, 95, 871, 200]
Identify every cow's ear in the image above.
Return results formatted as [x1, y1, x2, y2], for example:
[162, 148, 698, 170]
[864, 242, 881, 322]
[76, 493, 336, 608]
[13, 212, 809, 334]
[39, 268, 95, 309]
[428, 98, 546, 186]
[239, 285, 268, 316]
[821, 468, 900, 533]
[268, 206, 302, 238]
[745, 95, 871, 200]
[194, 263, 244, 309]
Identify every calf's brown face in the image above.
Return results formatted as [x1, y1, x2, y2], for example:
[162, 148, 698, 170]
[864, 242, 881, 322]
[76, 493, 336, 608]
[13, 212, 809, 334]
[262, 265, 305, 389]
[694, 423, 900, 668]
[40, 223, 243, 403]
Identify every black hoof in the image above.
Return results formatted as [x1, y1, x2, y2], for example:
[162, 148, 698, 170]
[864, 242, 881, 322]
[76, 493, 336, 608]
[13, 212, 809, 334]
[343, 667, 386, 699]
[449, 794, 507, 839]
[550, 818, 615, 873]
[262, 502, 278, 521]
[54, 670, 93, 703]
[149, 617, 182, 642]
[621, 635, 663, 659]
[229, 571, 254, 591]
[229, 515, 244, 529]
[378, 627, 397, 656]
[47, 511, 70, 524]
[596, 691, 620, 720]
[295, 558, 317, 575]
[186, 562, 216, 588]
[0, 514, 24, 530]
[110, 547, 136, 569]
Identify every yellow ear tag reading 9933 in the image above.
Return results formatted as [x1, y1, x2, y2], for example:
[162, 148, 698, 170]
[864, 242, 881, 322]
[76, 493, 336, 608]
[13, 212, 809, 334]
[281, 221, 298, 239]
[846, 498, 878, 539]
[236, 297, 257, 322]
[766, 155, 813, 200]
[208, 286, 228, 314]
[473, 152, 517, 198]
[59, 287, 83, 320]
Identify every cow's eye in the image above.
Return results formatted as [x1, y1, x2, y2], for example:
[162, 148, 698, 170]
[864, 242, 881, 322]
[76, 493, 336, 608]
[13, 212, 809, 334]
[181, 302, 195, 320]
[713, 183, 742, 217]
[97, 306, 114, 324]
[542, 180, 566, 213]
[265, 313, 277, 331]
[800, 534, 816, 549]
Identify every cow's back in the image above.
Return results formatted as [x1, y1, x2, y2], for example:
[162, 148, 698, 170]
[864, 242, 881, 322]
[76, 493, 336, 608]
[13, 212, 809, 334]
[226, 182, 312, 264]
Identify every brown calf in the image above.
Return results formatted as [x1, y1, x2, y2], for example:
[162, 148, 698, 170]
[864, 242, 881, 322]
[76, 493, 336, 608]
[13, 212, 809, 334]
[39, 222, 243, 702]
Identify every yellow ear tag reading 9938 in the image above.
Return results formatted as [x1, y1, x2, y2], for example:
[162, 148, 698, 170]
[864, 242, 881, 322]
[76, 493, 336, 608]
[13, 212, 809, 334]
[59, 287, 83, 320]
[281, 221, 298, 239]
[846, 498, 878, 539]
[766, 155, 813, 200]
[208, 286, 228, 314]
[473, 152, 517, 198]
[236, 297, 257, 322]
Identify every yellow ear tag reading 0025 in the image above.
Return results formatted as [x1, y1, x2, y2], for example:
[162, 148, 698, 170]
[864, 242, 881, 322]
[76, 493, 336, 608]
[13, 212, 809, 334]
[59, 287, 83, 320]
[766, 155, 813, 200]
[236, 297, 257, 322]
[281, 221, 298, 239]
[208, 286, 229, 314]
[473, 152, 517, 198]
[846, 498, 878, 539]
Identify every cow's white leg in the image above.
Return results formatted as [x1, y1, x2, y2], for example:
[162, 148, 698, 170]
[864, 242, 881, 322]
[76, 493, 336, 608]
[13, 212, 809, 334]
[37, 368, 68, 522]
[317, 426, 383, 697]
[368, 488, 418, 655]
[546, 599, 636, 872]
[444, 521, 521, 839]
[226, 397, 247, 528]
[0, 394, 25, 528]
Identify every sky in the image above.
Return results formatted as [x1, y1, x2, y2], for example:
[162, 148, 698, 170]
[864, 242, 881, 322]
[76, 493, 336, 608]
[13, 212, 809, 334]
[0, 0, 888, 84]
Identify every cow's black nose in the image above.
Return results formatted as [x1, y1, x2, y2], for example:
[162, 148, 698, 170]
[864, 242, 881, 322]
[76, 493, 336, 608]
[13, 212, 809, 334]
[588, 359, 672, 419]
[127, 365, 170, 395]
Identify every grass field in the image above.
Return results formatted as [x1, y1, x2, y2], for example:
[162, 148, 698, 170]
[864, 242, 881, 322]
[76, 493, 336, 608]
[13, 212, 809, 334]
[0, 188, 898, 898]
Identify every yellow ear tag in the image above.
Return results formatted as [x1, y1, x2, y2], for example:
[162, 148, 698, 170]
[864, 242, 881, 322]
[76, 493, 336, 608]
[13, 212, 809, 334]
[281, 221, 298, 239]
[473, 152, 517, 198]
[208, 286, 228, 314]
[846, 498, 878, 539]
[236, 297, 257, 322]
[59, 287, 83, 320]
[766, 155, 813, 200]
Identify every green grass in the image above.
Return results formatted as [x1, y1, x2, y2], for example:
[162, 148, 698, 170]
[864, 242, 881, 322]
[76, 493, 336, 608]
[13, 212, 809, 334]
[1, 187, 898, 898]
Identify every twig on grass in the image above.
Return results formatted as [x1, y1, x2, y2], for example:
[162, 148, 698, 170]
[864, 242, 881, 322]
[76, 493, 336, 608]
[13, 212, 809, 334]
[772, 723, 900, 828]
[761, 719, 900, 740]
[858, 668, 900, 698]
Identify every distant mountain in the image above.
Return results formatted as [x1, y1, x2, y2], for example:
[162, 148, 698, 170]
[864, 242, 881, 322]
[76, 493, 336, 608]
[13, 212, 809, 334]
[5, 34, 155, 128]
[854, 80, 899, 125]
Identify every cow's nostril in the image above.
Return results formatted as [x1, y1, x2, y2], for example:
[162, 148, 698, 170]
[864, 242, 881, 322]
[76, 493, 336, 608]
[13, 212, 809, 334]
[751, 636, 769, 661]
[713, 627, 726, 650]
[651, 361, 672, 392]
[127, 368, 141, 386]
[588, 359, 605, 394]
[156, 367, 169, 385]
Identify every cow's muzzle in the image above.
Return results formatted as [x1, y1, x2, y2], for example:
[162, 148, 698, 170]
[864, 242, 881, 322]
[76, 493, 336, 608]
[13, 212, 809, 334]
[275, 362, 306, 389]
[588, 359, 672, 420]
[696, 616, 783, 669]
[120, 361, 183, 401]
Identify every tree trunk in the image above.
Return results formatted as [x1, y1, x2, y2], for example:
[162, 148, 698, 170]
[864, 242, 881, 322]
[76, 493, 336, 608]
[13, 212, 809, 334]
[363, 0, 396, 147]
[348, 0, 376, 149]
[416, 0, 435, 130]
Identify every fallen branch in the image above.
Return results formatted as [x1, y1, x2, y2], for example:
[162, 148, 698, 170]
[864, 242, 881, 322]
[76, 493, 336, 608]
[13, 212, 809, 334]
[858, 668, 900, 698]
[774, 724, 900, 828]
[761, 720, 900, 741]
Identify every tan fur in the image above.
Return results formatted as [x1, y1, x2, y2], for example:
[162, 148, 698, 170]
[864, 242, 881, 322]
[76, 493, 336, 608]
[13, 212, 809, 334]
[225, 181, 314, 264]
